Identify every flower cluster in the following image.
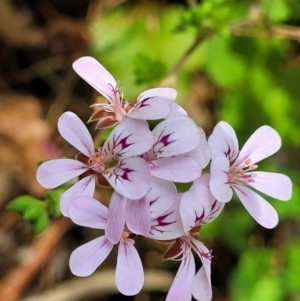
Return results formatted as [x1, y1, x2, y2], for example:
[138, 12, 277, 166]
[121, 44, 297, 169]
[37, 56, 292, 301]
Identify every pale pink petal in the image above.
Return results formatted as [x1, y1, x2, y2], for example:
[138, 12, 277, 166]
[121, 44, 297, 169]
[72, 56, 116, 102]
[148, 177, 177, 219]
[148, 198, 185, 240]
[103, 157, 151, 199]
[152, 116, 200, 157]
[151, 157, 201, 182]
[166, 250, 195, 301]
[184, 127, 211, 169]
[103, 118, 153, 161]
[116, 241, 144, 296]
[105, 192, 127, 244]
[209, 156, 232, 202]
[126, 197, 151, 235]
[60, 175, 96, 217]
[58, 111, 94, 157]
[165, 102, 188, 118]
[193, 174, 225, 224]
[248, 171, 292, 201]
[193, 267, 212, 301]
[208, 121, 239, 162]
[69, 235, 113, 277]
[234, 125, 281, 166]
[68, 195, 107, 229]
[128, 87, 176, 119]
[233, 185, 279, 228]
[37, 159, 88, 189]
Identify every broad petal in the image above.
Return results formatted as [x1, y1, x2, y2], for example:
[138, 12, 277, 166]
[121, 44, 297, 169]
[209, 156, 232, 203]
[103, 157, 151, 200]
[60, 175, 95, 217]
[128, 88, 176, 119]
[151, 157, 201, 182]
[166, 250, 195, 301]
[68, 195, 108, 229]
[165, 102, 188, 118]
[103, 118, 153, 160]
[233, 185, 279, 228]
[235, 125, 281, 165]
[105, 192, 127, 244]
[152, 116, 200, 157]
[58, 112, 94, 157]
[126, 197, 151, 235]
[69, 235, 113, 277]
[193, 174, 225, 224]
[208, 121, 239, 162]
[72, 56, 116, 102]
[37, 159, 88, 189]
[148, 177, 177, 219]
[116, 241, 144, 296]
[148, 197, 185, 240]
[184, 127, 211, 169]
[193, 267, 212, 301]
[248, 171, 292, 201]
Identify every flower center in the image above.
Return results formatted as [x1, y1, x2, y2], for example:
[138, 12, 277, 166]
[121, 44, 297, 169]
[87, 148, 106, 172]
[120, 230, 135, 244]
[228, 158, 258, 185]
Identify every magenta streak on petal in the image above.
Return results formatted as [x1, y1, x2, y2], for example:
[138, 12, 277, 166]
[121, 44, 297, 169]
[134, 97, 153, 109]
[150, 211, 176, 235]
[195, 207, 205, 225]
[149, 196, 159, 207]
[111, 131, 134, 158]
[154, 130, 176, 156]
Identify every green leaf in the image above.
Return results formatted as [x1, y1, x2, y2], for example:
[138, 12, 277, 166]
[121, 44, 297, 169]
[46, 188, 64, 218]
[7, 195, 41, 212]
[33, 212, 49, 235]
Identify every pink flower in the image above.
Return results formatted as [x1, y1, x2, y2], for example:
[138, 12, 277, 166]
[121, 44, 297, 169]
[37, 111, 154, 216]
[208, 121, 292, 228]
[142, 116, 207, 183]
[73, 56, 177, 128]
[67, 195, 144, 296]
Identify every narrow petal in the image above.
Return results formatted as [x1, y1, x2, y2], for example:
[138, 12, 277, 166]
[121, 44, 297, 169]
[60, 175, 95, 217]
[103, 157, 151, 200]
[151, 157, 201, 182]
[103, 118, 153, 160]
[208, 121, 239, 161]
[234, 125, 281, 165]
[248, 171, 292, 201]
[69, 235, 113, 277]
[166, 250, 195, 301]
[233, 185, 279, 228]
[37, 159, 88, 189]
[116, 241, 144, 296]
[184, 127, 211, 169]
[209, 156, 232, 203]
[128, 87, 176, 119]
[105, 192, 127, 244]
[165, 102, 188, 118]
[152, 116, 200, 157]
[68, 195, 108, 229]
[126, 197, 151, 235]
[58, 112, 94, 157]
[72, 56, 116, 102]
[193, 267, 212, 301]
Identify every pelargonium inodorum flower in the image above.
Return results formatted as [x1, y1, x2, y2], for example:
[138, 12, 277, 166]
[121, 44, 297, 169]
[37, 111, 154, 216]
[142, 116, 206, 183]
[208, 121, 292, 228]
[73, 56, 179, 129]
[67, 195, 144, 296]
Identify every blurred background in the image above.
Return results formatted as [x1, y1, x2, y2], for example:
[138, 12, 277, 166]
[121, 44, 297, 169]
[0, 0, 300, 300]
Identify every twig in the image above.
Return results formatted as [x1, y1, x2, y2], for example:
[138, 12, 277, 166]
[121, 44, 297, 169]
[20, 269, 173, 301]
[0, 218, 73, 301]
